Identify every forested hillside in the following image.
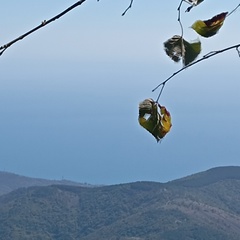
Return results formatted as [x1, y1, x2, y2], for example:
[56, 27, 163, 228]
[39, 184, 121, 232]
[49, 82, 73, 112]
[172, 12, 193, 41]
[0, 166, 240, 240]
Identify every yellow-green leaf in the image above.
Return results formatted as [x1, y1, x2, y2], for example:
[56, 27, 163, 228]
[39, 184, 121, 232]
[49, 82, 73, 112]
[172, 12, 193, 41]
[159, 106, 172, 139]
[138, 99, 172, 142]
[191, 12, 228, 37]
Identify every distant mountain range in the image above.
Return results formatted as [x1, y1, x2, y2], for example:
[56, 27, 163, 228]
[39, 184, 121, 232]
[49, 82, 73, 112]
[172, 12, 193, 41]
[0, 166, 240, 240]
[0, 171, 93, 196]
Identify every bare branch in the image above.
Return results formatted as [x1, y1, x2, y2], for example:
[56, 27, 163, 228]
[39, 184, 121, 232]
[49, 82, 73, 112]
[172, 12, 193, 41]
[0, 0, 87, 56]
[236, 47, 240, 57]
[177, 0, 184, 37]
[156, 83, 166, 103]
[122, 0, 134, 16]
[152, 43, 240, 97]
[227, 3, 240, 17]
[153, 1, 240, 102]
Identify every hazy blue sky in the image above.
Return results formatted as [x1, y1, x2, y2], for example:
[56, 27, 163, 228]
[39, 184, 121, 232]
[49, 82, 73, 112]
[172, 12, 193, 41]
[1, 0, 240, 184]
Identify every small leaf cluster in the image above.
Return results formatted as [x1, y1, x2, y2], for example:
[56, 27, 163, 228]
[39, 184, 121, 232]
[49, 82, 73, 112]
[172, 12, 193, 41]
[138, 0, 239, 141]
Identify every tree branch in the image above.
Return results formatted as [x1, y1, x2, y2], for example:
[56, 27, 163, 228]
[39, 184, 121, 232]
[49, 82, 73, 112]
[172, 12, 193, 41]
[177, 0, 184, 37]
[0, 0, 87, 56]
[227, 3, 240, 17]
[152, 43, 240, 99]
[122, 0, 134, 16]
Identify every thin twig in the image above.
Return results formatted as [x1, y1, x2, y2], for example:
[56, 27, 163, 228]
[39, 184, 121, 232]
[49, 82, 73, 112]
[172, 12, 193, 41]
[227, 3, 240, 17]
[156, 83, 166, 103]
[182, 0, 194, 12]
[0, 0, 87, 56]
[177, 0, 184, 37]
[152, 43, 240, 93]
[122, 0, 134, 16]
[237, 47, 240, 57]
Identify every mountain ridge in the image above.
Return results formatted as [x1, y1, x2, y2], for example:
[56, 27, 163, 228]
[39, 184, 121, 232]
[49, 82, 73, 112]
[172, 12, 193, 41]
[168, 166, 240, 187]
[0, 166, 240, 239]
[0, 171, 93, 196]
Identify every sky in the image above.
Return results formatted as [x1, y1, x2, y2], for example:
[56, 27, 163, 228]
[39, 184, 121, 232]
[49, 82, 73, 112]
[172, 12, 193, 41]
[1, 0, 240, 185]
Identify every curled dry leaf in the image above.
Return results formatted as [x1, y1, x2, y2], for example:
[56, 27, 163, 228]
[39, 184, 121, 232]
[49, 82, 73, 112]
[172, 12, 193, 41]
[164, 35, 183, 63]
[164, 35, 201, 66]
[184, 0, 204, 6]
[138, 99, 172, 142]
[185, 0, 204, 12]
[191, 12, 228, 37]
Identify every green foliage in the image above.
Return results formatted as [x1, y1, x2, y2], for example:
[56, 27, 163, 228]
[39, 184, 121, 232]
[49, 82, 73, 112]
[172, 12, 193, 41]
[0, 167, 240, 239]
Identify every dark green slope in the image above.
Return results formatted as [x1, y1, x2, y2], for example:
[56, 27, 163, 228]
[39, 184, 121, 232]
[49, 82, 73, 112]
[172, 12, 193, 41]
[0, 167, 240, 240]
